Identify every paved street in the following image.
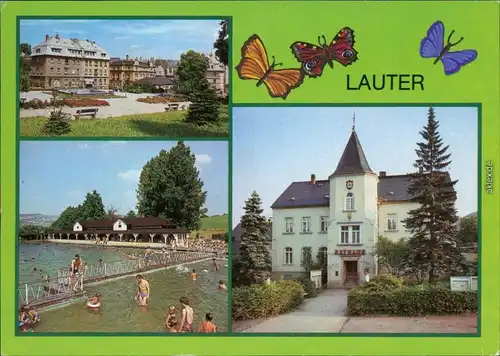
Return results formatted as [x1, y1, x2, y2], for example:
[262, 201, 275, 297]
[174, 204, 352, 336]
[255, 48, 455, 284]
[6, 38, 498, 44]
[233, 289, 478, 334]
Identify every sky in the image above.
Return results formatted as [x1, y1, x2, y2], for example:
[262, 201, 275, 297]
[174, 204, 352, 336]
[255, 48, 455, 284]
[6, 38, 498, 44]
[20, 19, 222, 59]
[232, 107, 478, 228]
[20, 141, 228, 216]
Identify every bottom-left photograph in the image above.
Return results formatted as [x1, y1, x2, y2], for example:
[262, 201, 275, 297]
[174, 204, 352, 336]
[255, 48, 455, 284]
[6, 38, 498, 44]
[17, 140, 229, 333]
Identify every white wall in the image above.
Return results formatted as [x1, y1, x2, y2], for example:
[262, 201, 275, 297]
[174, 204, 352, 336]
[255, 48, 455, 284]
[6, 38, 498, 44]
[73, 222, 83, 232]
[113, 219, 128, 231]
[377, 201, 420, 241]
[272, 206, 329, 273]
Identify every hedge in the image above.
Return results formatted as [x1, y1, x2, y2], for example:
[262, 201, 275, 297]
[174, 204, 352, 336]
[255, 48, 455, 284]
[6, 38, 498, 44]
[357, 273, 404, 293]
[232, 280, 304, 320]
[297, 278, 318, 298]
[348, 284, 477, 316]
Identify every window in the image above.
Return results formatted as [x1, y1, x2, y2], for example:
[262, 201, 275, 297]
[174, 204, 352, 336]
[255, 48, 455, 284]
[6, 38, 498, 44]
[339, 225, 361, 244]
[301, 247, 311, 264]
[284, 247, 293, 264]
[387, 214, 397, 230]
[345, 192, 355, 210]
[285, 217, 294, 233]
[318, 246, 328, 266]
[352, 225, 360, 244]
[301, 217, 311, 233]
[117, 222, 122, 228]
[340, 226, 349, 244]
[320, 216, 329, 232]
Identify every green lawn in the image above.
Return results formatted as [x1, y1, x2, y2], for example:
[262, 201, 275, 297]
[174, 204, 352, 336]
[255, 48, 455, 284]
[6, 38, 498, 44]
[191, 214, 229, 237]
[20, 106, 229, 137]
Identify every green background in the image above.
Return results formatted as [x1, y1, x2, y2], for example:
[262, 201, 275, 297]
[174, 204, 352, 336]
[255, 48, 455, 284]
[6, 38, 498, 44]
[1, 1, 499, 355]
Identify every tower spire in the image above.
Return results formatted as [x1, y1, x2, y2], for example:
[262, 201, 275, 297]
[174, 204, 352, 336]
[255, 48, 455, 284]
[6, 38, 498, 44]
[352, 109, 356, 131]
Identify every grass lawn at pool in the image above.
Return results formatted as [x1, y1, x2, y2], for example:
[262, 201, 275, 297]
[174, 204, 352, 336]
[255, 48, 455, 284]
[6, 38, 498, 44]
[20, 107, 229, 137]
[191, 214, 228, 237]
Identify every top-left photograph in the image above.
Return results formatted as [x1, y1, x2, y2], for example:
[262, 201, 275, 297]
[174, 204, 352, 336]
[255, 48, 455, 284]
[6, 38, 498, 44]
[19, 18, 230, 138]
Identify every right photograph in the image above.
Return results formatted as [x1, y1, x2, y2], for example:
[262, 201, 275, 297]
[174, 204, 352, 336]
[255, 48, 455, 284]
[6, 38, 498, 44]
[231, 106, 479, 334]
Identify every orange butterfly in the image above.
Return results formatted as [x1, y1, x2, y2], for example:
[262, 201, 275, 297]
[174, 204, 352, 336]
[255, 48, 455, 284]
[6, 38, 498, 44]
[235, 34, 305, 100]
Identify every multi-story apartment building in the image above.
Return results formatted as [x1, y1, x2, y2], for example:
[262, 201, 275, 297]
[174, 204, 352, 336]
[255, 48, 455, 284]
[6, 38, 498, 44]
[109, 55, 156, 90]
[206, 52, 228, 97]
[29, 34, 110, 90]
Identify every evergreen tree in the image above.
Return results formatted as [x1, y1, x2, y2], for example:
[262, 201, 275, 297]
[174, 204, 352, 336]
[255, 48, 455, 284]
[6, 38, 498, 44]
[213, 20, 229, 66]
[51, 205, 83, 229]
[185, 78, 220, 125]
[403, 107, 462, 283]
[20, 43, 31, 92]
[80, 190, 107, 220]
[237, 191, 271, 285]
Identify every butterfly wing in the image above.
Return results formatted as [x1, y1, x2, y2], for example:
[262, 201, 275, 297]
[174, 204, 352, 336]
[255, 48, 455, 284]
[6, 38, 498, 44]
[262, 69, 305, 99]
[420, 21, 445, 58]
[327, 27, 358, 66]
[440, 50, 478, 75]
[235, 34, 270, 81]
[290, 41, 329, 78]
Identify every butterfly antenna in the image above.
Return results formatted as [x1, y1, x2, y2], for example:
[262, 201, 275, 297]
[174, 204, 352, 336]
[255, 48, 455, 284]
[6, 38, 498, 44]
[322, 35, 327, 45]
[270, 56, 276, 67]
[450, 36, 464, 47]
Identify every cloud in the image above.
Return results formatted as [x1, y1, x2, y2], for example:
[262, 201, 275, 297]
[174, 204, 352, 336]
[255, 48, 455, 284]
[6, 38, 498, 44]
[130, 44, 139, 49]
[101, 141, 126, 148]
[77, 143, 89, 150]
[195, 154, 212, 164]
[117, 169, 141, 182]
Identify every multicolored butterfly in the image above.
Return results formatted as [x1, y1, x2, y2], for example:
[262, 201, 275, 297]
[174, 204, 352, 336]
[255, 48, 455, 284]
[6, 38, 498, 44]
[235, 34, 305, 99]
[419, 21, 477, 76]
[290, 27, 358, 78]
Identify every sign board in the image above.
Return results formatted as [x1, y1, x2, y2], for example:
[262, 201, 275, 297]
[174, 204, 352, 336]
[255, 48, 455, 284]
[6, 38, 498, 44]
[450, 276, 477, 291]
[334, 249, 365, 256]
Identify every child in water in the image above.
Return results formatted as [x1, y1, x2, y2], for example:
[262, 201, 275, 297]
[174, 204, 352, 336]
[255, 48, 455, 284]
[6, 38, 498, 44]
[165, 306, 178, 333]
[218, 280, 227, 291]
[199, 313, 217, 333]
[190, 269, 198, 281]
[88, 293, 101, 306]
[19, 306, 40, 327]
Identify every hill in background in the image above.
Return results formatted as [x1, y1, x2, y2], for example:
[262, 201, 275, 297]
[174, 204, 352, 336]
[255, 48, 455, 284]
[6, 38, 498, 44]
[19, 214, 58, 227]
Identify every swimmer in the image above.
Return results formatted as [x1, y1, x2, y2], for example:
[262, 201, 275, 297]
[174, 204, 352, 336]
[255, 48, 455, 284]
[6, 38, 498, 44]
[165, 306, 178, 333]
[199, 313, 216, 333]
[135, 274, 150, 306]
[19, 306, 40, 326]
[218, 280, 227, 292]
[98, 258, 103, 265]
[190, 269, 198, 281]
[178, 297, 194, 333]
[212, 258, 220, 271]
[88, 293, 101, 306]
[202, 266, 209, 273]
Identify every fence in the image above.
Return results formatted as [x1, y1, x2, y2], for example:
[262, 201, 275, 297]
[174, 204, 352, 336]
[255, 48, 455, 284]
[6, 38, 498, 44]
[19, 250, 214, 306]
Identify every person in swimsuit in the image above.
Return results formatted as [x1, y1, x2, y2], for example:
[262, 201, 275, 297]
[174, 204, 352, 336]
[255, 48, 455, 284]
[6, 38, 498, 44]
[88, 293, 101, 306]
[178, 297, 194, 333]
[165, 306, 178, 333]
[190, 269, 198, 281]
[218, 280, 227, 292]
[212, 258, 220, 271]
[199, 313, 217, 333]
[19, 306, 40, 326]
[70, 254, 83, 291]
[135, 274, 150, 306]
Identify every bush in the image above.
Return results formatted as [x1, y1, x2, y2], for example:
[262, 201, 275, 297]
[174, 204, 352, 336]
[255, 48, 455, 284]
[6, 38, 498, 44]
[62, 98, 109, 107]
[347, 285, 477, 316]
[358, 273, 404, 292]
[297, 278, 318, 298]
[136, 96, 178, 104]
[232, 280, 304, 320]
[41, 115, 71, 136]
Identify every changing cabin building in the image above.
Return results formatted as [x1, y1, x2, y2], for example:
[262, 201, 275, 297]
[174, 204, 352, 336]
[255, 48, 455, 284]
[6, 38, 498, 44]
[29, 34, 110, 90]
[49, 216, 190, 247]
[270, 125, 454, 288]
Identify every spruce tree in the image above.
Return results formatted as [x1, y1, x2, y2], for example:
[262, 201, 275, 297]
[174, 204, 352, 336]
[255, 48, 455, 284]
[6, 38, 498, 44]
[403, 107, 462, 283]
[185, 78, 220, 125]
[238, 191, 271, 285]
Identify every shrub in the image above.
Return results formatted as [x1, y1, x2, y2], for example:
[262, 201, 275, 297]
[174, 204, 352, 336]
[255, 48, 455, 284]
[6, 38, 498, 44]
[358, 273, 404, 292]
[41, 115, 71, 136]
[297, 278, 318, 298]
[232, 280, 304, 320]
[347, 285, 477, 316]
[136, 97, 178, 104]
[62, 99, 109, 107]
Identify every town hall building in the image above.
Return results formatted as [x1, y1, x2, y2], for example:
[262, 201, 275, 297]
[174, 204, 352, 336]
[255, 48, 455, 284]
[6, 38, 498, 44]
[270, 124, 437, 288]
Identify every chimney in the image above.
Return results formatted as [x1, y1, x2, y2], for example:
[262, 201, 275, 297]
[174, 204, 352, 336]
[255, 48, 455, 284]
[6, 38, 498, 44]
[379, 171, 386, 177]
[126, 54, 129, 60]
[310, 174, 316, 185]
[45, 34, 49, 41]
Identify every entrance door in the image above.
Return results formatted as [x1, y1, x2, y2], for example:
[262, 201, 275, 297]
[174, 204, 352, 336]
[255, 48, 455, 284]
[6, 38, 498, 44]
[344, 260, 358, 286]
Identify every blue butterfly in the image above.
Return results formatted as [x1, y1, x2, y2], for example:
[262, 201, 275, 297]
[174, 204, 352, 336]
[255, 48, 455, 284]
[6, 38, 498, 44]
[420, 21, 477, 76]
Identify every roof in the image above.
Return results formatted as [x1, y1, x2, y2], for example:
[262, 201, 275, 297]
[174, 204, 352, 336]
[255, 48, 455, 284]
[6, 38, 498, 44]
[231, 222, 272, 255]
[31, 35, 109, 60]
[271, 174, 428, 209]
[331, 130, 373, 176]
[57, 227, 190, 235]
[78, 216, 176, 229]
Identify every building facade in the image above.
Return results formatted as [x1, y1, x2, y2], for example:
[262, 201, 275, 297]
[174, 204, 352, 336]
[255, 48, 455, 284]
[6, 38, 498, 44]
[109, 55, 155, 90]
[271, 126, 430, 288]
[29, 34, 110, 90]
[206, 52, 229, 97]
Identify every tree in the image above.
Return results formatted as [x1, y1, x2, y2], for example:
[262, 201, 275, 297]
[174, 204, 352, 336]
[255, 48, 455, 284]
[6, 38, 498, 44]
[457, 215, 477, 245]
[403, 107, 462, 283]
[126, 210, 137, 218]
[41, 91, 71, 136]
[174, 50, 208, 95]
[373, 236, 411, 276]
[51, 205, 82, 229]
[200, 207, 208, 218]
[300, 246, 314, 272]
[185, 78, 220, 125]
[80, 190, 106, 220]
[136, 142, 207, 230]
[106, 205, 120, 220]
[20, 43, 31, 92]
[237, 191, 272, 285]
[19, 224, 43, 237]
[213, 20, 229, 66]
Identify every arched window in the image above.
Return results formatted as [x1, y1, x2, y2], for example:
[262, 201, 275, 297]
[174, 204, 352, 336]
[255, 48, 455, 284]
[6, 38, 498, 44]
[345, 192, 355, 210]
[284, 247, 293, 265]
